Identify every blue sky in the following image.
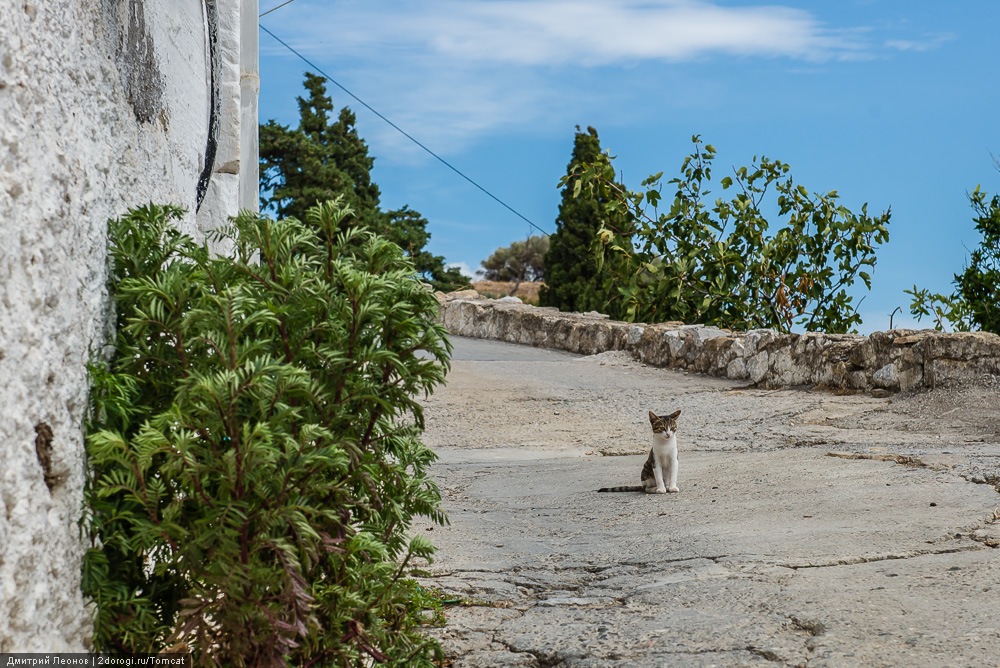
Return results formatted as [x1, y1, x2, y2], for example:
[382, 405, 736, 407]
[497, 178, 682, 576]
[258, 1, 999, 333]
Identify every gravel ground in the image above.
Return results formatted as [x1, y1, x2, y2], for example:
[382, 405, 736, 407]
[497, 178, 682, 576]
[415, 336, 1000, 667]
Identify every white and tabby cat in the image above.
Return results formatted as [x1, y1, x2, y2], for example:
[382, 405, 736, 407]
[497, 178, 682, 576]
[598, 410, 681, 494]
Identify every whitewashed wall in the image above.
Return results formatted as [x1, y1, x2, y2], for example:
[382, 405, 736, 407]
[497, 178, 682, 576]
[0, 0, 258, 650]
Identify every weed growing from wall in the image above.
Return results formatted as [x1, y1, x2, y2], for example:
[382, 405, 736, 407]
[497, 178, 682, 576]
[83, 199, 450, 666]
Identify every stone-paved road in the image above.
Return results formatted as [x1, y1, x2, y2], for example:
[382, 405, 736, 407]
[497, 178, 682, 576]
[414, 336, 1000, 667]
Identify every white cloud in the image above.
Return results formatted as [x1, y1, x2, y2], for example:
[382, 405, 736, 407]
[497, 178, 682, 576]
[424, 1, 864, 65]
[259, 1, 875, 156]
[268, 0, 866, 65]
[447, 261, 477, 279]
[885, 33, 955, 53]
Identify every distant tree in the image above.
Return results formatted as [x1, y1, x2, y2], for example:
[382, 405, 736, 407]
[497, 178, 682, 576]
[908, 184, 1000, 333]
[384, 206, 469, 292]
[539, 126, 621, 314]
[479, 235, 549, 291]
[259, 73, 468, 292]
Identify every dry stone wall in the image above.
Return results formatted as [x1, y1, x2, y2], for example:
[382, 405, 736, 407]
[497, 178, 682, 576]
[438, 293, 1000, 393]
[0, 0, 257, 651]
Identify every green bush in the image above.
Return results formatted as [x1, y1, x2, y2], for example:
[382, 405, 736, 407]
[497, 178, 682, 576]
[83, 199, 450, 666]
[568, 136, 891, 333]
[907, 185, 1000, 333]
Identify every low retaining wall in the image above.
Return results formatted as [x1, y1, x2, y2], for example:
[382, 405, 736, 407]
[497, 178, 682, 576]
[438, 292, 1000, 393]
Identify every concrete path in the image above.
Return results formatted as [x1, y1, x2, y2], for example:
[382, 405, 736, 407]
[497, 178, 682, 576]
[416, 336, 1000, 667]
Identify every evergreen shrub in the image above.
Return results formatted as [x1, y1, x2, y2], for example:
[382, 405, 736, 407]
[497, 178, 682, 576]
[83, 199, 449, 666]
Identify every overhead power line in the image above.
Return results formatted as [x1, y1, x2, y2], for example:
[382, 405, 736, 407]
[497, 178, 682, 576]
[258, 23, 550, 237]
[259, 0, 297, 18]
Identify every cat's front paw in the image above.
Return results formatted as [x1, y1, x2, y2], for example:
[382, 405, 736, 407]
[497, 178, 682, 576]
[655, 487, 667, 494]
[667, 486, 679, 493]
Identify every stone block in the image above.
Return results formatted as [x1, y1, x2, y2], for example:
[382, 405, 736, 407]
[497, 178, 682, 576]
[849, 339, 876, 370]
[627, 325, 644, 346]
[872, 363, 899, 390]
[898, 365, 924, 392]
[727, 357, 749, 380]
[747, 352, 770, 384]
[664, 330, 687, 361]
[447, 289, 482, 301]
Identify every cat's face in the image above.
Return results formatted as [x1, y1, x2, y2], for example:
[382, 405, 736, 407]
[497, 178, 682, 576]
[648, 410, 681, 437]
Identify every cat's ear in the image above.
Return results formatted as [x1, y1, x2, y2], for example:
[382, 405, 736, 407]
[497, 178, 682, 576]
[668, 409, 681, 420]
[648, 410, 658, 425]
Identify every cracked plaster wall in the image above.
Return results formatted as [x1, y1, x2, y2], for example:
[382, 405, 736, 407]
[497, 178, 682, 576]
[439, 294, 1000, 393]
[0, 0, 257, 651]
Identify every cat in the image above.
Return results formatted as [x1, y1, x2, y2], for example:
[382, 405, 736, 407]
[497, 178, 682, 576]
[598, 410, 681, 494]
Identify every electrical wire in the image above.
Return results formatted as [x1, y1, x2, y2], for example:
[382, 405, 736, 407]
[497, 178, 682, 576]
[260, 0, 297, 18]
[258, 23, 551, 237]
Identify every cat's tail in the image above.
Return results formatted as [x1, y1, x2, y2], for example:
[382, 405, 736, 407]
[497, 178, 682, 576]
[597, 485, 645, 493]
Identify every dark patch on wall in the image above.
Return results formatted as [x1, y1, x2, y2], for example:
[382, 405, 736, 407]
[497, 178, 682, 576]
[196, 0, 221, 212]
[116, 0, 166, 124]
[34, 422, 59, 493]
[98, 1, 223, 209]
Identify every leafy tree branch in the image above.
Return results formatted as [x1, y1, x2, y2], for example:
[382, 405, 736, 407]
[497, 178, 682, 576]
[566, 135, 891, 333]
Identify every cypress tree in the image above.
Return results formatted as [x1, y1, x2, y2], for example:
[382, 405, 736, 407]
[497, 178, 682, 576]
[540, 126, 615, 313]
